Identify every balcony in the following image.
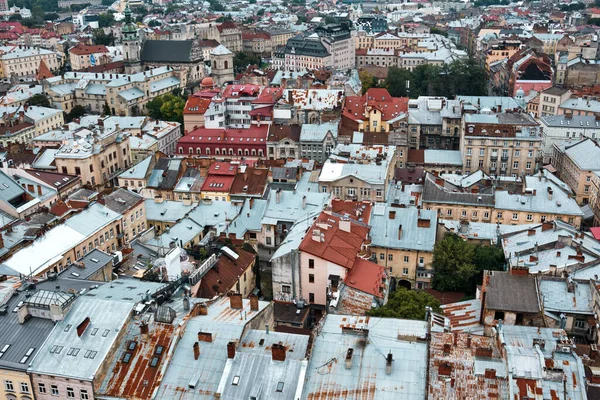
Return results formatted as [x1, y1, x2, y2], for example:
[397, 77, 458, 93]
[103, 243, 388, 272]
[501, 156, 509, 162]
[490, 156, 498, 161]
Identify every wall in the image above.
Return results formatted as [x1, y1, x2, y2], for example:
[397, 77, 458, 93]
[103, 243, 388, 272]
[0, 369, 34, 400]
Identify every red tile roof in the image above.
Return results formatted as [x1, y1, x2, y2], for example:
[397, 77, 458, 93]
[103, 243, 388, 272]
[242, 32, 271, 40]
[222, 84, 262, 99]
[36, 59, 54, 80]
[330, 200, 372, 224]
[208, 161, 238, 176]
[299, 212, 370, 269]
[178, 125, 269, 144]
[591, 227, 600, 241]
[69, 44, 109, 55]
[201, 175, 235, 193]
[217, 21, 237, 33]
[342, 88, 408, 122]
[252, 87, 283, 104]
[345, 258, 385, 298]
[183, 96, 211, 115]
[229, 167, 268, 196]
[197, 247, 255, 298]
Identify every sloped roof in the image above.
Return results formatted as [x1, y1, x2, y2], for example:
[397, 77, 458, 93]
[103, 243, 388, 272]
[141, 40, 194, 63]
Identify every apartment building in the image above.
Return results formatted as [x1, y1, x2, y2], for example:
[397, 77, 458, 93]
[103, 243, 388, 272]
[0, 45, 59, 78]
[283, 35, 331, 71]
[0, 104, 64, 138]
[462, 113, 542, 176]
[299, 121, 338, 163]
[55, 129, 131, 189]
[485, 40, 521, 69]
[537, 86, 571, 118]
[540, 114, 600, 164]
[315, 22, 355, 70]
[45, 66, 185, 115]
[551, 138, 600, 205]
[408, 97, 462, 150]
[369, 205, 437, 290]
[1, 202, 122, 277]
[341, 88, 408, 136]
[69, 44, 110, 70]
[103, 188, 146, 245]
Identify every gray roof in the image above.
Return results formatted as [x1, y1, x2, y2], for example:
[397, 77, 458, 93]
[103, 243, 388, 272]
[217, 330, 309, 400]
[485, 271, 541, 313]
[156, 296, 270, 400]
[144, 199, 196, 223]
[540, 278, 593, 315]
[262, 189, 329, 225]
[147, 158, 183, 190]
[422, 173, 495, 206]
[103, 188, 144, 215]
[226, 199, 268, 239]
[303, 315, 428, 399]
[457, 95, 523, 111]
[540, 114, 600, 129]
[370, 205, 437, 251]
[0, 169, 26, 203]
[562, 138, 600, 171]
[141, 40, 196, 63]
[28, 297, 133, 380]
[118, 155, 153, 180]
[423, 150, 462, 166]
[187, 201, 241, 234]
[299, 121, 338, 142]
[64, 249, 114, 280]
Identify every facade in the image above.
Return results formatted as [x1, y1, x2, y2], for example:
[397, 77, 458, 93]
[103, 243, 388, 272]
[551, 138, 600, 205]
[55, 129, 131, 189]
[0, 105, 64, 138]
[537, 86, 571, 118]
[283, 35, 331, 71]
[103, 188, 146, 245]
[539, 114, 600, 163]
[266, 124, 300, 160]
[462, 113, 542, 176]
[408, 97, 462, 150]
[315, 23, 355, 71]
[209, 45, 234, 87]
[299, 121, 338, 163]
[177, 125, 268, 159]
[0, 45, 59, 78]
[69, 44, 110, 71]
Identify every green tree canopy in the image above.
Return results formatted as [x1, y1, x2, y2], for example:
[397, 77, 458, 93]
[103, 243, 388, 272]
[27, 93, 50, 107]
[233, 51, 261, 73]
[66, 105, 86, 122]
[359, 70, 377, 94]
[368, 288, 442, 320]
[93, 30, 115, 46]
[432, 233, 505, 293]
[145, 92, 185, 123]
[98, 13, 115, 28]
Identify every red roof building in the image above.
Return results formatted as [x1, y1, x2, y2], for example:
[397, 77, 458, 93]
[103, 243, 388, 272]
[177, 125, 269, 159]
[195, 246, 256, 298]
[183, 96, 212, 133]
[341, 88, 408, 137]
[68, 44, 109, 56]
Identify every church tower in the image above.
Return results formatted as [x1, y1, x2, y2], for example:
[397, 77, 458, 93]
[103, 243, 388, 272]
[210, 45, 234, 86]
[122, 2, 141, 74]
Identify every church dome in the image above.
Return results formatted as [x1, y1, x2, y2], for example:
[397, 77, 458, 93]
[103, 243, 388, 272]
[201, 77, 214, 87]
[515, 87, 525, 98]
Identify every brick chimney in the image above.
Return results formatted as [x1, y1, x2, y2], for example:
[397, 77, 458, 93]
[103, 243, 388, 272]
[389, 210, 396, 219]
[229, 293, 243, 309]
[484, 369, 497, 379]
[227, 341, 236, 359]
[198, 332, 213, 343]
[475, 347, 493, 358]
[76, 317, 91, 337]
[140, 321, 149, 335]
[438, 362, 452, 376]
[249, 294, 259, 311]
[193, 342, 200, 360]
[272, 342, 286, 362]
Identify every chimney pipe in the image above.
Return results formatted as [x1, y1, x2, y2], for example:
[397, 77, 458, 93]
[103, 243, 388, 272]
[249, 294, 259, 311]
[271, 342, 286, 362]
[385, 353, 393, 375]
[302, 195, 307, 209]
[345, 348, 354, 369]
[227, 341, 236, 359]
[229, 293, 243, 309]
[193, 342, 200, 360]
[398, 224, 403, 240]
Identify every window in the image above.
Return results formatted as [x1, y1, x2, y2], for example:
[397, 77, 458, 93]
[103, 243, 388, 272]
[321, 186, 327, 193]
[81, 389, 89, 399]
[461, 210, 467, 217]
[51, 385, 59, 395]
[574, 319, 586, 329]
[67, 387, 75, 398]
[419, 257, 424, 264]
[404, 256, 409, 263]
[376, 188, 383, 198]
[309, 274, 315, 283]
[446, 209, 452, 216]
[472, 211, 478, 218]
[585, 185, 591, 193]
[466, 148, 472, 155]
[526, 162, 532, 169]
[379, 253, 385, 260]
[282, 285, 291, 293]
[266, 237, 272, 245]
[388, 254, 393, 261]
[276, 382, 284, 392]
[513, 161, 519, 169]
[309, 259, 314, 269]
[514, 150, 520, 157]
[568, 217, 574, 224]
[309, 293, 315, 303]
[484, 212, 489, 219]
[497, 212, 503, 219]
[512, 213, 518, 220]
[38, 383, 46, 393]
[5, 380, 13, 392]
[526, 214, 533, 221]
[403, 267, 409, 275]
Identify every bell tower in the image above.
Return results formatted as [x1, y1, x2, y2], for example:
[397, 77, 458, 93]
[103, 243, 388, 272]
[122, 2, 141, 74]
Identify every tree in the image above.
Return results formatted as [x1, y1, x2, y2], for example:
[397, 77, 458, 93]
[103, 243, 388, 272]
[324, 15, 336, 24]
[233, 51, 261, 73]
[385, 67, 413, 97]
[368, 288, 442, 320]
[431, 233, 476, 292]
[66, 105, 86, 122]
[145, 92, 185, 123]
[430, 27, 448, 37]
[146, 95, 164, 120]
[148, 19, 161, 27]
[257, 8, 265, 16]
[98, 13, 115, 28]
[103, 102, 111, 116]
[359, 70, 377, 94]
[589, 18, 600, 25]
[44, 12, 59, 20]
[469, 244, 505, 289]
[94, 30, 115, 46]
[27, 94, 50, 107]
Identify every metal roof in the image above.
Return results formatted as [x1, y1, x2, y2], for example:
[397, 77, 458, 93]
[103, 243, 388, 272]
[303, 315, 428, 400]
[369, 205, 437, 251]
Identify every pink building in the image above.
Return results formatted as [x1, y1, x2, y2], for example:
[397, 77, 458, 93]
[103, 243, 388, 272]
[298, 211, 386, 316]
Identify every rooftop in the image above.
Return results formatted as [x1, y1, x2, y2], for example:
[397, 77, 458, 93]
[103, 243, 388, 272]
[370, 205, 437, 252]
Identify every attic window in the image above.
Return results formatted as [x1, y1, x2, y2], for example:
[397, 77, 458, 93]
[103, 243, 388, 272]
[232, 376, 240, 386]
[276, 382, 284, 392]
[64, 324, 72, 332]
[91, 328, 99, 336]
[67, 348, 80, 356]
[122, 353, 132, 363]
[102, 329, 110, 337]
[149, 357, 159, 367]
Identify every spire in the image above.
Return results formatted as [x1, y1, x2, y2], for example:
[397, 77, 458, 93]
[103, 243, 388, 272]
[121, 0, 137, 38]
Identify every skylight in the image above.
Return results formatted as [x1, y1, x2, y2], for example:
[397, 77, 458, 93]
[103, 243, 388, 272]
[232, 376, 240, 386]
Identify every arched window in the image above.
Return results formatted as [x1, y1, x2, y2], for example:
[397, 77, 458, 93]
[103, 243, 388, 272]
[178, 147, 183, 154]
[188, 147, 193, 154]
[215, 148, 220, 155]
[206, 148, 211, 155]
[244, 149, 249, 156]
[222, 148, 227, 155]
[224, 60, 229, 69]
[238, 149, 243, 156]
[258, 149, 263, 157]
[251, 149, 256, 156]
[213, 60, 217, 68]
[229, 148, 234, 155]
[196, 147, 202, 154]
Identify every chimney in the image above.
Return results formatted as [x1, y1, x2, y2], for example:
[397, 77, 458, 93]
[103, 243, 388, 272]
[417, 218, 430, 228]
[140, 321, 149, 335]
[302, 195, 307, 209]
[249, 294, 259, 311]
[276, 188, 282, 204]
[398, 224, 403, 240]
[385, 352, 393, 375]
[542, 222, 553, 232]
[527, 229, 536, 236]
[229, 293, 243, 309]
[345, 348, 353, 369]
[198, 332, 213, 343]
[484, 369, 497, 379]
[590, 344, 599, 360]
[389, 210, 396, 219]
[438, 362, 452, 376]
[76, 317, 91, 337]
[547, 187, 553, 201]
[249, 198, 254, 210]
[567, 279, 575, 293]
[467, 335, 472, 348]
[475, 347, 493, 358]
[271, 342, 286, 362]
[37, 185, 43, 196]
[193, 303, 208, 316]
[227, 341, 236, 359]
[193, 342, 200, 360]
